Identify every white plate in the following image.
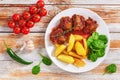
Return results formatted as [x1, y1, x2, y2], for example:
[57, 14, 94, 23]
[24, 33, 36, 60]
[45, 8, 110, 73]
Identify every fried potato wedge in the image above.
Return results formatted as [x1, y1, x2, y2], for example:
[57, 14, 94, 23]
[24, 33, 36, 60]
[74, 35, 83, 41]
[75, 41, 86, 56]
[83, 38, 88, 54]
[57, 54, 74, 64]
[62, 50, 69, 55]
[54, 44, 66, 57]
[68, 52, 83, 59]
[73, 58, 86, 67]
[67, 34, 75, 52]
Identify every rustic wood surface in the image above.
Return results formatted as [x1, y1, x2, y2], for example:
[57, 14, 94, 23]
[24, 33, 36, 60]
[0, 0, 120, 80]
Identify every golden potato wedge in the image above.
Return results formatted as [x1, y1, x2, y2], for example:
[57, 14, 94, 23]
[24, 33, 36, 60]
[62, 50, 69, 55]
[67, 34, 75, 52]
[74, 35, 83, 41]
[75, 41, 86, 56]
[57, 54, 74, 64]
[82, 55, 87, 59]
[73, 58, 86, 67]
[68, 52, 83, 59]
[83, 38, 88, 54]
[54, 44, 66, 57]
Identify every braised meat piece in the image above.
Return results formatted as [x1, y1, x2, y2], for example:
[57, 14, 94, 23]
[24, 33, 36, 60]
[50, 27, 66, 44]
[72, 14, 85, 31]
[60, 16, 72, 30]
[83, 17, 98, 34]
[57, 36, 66, 44]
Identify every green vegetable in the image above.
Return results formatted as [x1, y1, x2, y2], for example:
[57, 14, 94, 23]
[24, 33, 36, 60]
[32, 61, 41, 75]
[87, 36, 93, 46]
[92, 32, 99, 40]
[87, 32, 108, 62]
[4, 42, 33, 65]
[88, 51, 97, 62]
[97, 49, 105, 57]
[99, 35, 108, 44]
[39, 53, 52, 66]
[103, 64, 117, 75]
[92, 40, 105, 49]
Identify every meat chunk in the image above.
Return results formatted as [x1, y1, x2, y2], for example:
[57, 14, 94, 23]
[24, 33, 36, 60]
[58, 36, 66, 44]
[72, 14, 85, 31]
[60, 16, 72, 30]
[50, 27, 66, 44]
[50, 28, 63, 43]
[83, 17, 98, 34]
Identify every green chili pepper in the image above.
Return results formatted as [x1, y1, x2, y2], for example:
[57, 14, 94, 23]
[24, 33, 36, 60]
[4, 42, 33, 65]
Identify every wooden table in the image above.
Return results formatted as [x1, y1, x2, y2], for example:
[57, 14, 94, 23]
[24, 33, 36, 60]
[0, 0, 120, 80]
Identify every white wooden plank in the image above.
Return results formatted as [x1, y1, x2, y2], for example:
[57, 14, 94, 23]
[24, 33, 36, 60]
[0, 75, 120, 80]
[0, 26, 46, 32]
[0, 47, 120, 62]
[0, 48, 119, 79]
[0, 0, 120, 4]
[0, 32, 120, 54]
[0, 5, 120, 32]
[1, 23, 120, 33]
[110, 33, 120, 40]
[0, 62, 119, 79]
[108, 23, 120, 33]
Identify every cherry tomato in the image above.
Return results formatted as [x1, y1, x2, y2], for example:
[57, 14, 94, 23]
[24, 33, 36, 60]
[32, 14, 41, 22]
[29, 5, 38, 14]
[8, 21, 15, 28]
[21, 27, 30, 34]
[39, 8, 47, 16]
[18, 19, 26, 27]
[13, 26, 21, 34]
[22, 11, 31, 20]
[26, 20, 35, 28]
[12, 14, 21, 21]
[36, 1, 44, 8]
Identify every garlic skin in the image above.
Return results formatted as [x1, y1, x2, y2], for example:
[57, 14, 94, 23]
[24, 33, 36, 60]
[25, 40, 35, 52]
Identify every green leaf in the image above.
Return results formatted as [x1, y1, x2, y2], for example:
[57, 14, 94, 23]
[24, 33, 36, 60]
[32, 65, 40, 75]
[92, 40, 105, 49]
[97, 49, 105, 57]
[88, 51, 98, 62]
[89, 44, 100, 51]
[39, 53, 52, 66]
[92, 32, 99, 40]
[99, 35, 108, 44]
[87, 36, 93, 46]
[106, 64, 117, 73]
[103, 64, 117, 75]
[42, 56, 52, 66]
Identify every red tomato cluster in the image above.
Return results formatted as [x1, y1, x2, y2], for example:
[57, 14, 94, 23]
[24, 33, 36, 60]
[8, 0, 47, 35]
